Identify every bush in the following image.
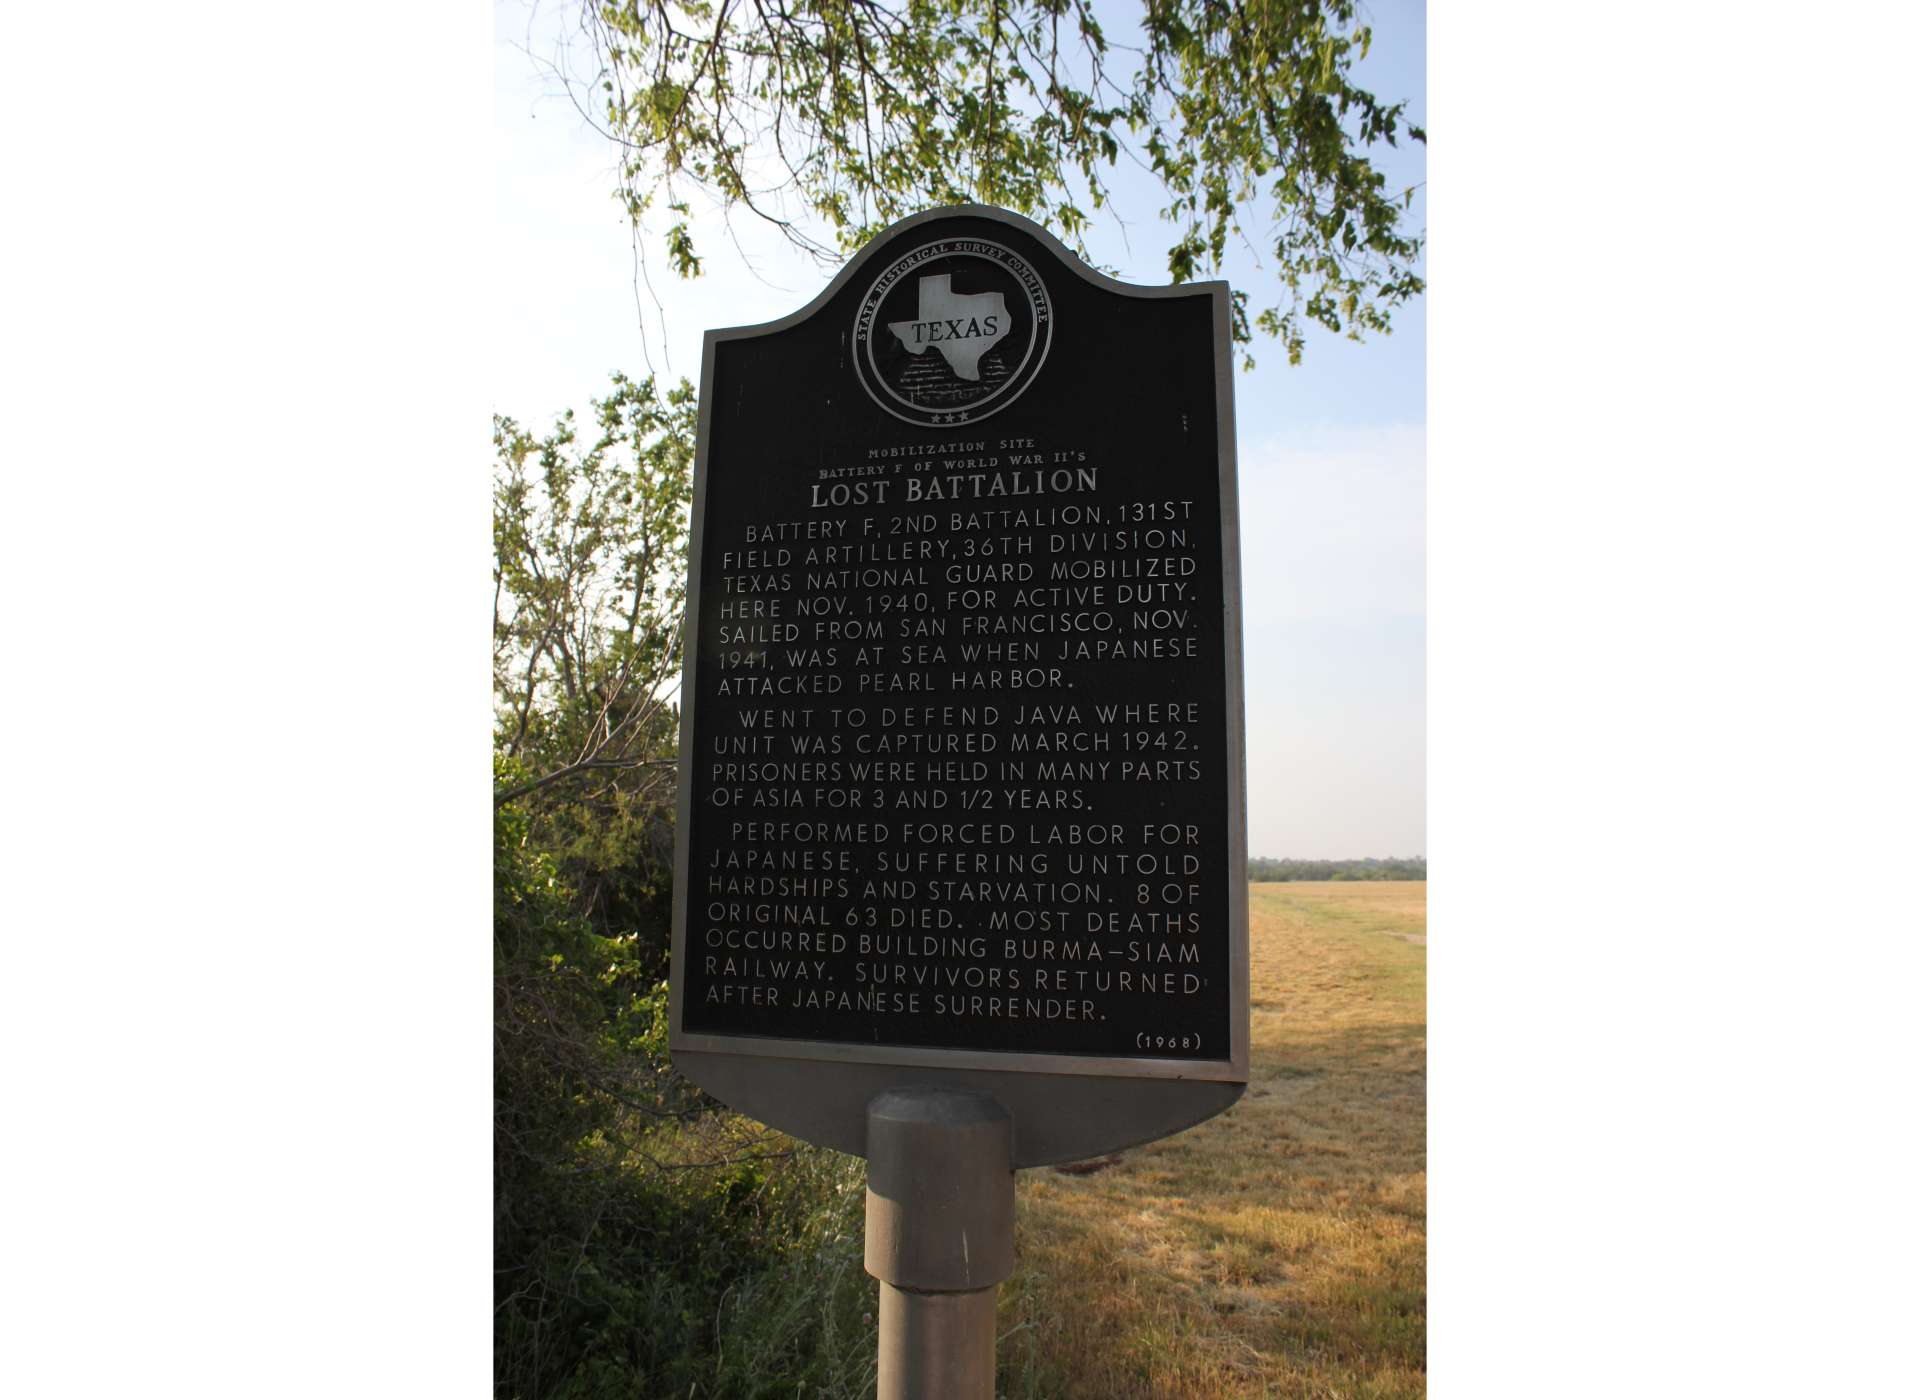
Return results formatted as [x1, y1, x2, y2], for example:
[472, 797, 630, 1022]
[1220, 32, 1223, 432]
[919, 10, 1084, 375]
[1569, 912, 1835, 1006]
[494, 379, 888, 1396]
[495, 796, 881, 1397]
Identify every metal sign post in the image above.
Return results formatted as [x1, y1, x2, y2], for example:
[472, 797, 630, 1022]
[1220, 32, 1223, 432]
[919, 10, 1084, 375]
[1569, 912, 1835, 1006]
[670, 205, 1247, 1392]
[864, 1091, 1013, 1398]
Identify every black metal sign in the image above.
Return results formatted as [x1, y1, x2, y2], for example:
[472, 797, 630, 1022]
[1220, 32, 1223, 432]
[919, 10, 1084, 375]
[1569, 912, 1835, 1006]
[670, 207, 1246, 1157]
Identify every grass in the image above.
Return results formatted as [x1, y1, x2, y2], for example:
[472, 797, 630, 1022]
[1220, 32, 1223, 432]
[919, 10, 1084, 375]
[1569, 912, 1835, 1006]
[521, 879, 1426, 1396]
[999, 881, 1427, 1397]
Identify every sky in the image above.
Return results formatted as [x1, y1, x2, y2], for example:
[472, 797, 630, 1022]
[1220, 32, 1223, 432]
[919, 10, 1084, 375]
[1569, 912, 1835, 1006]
[491, 0, 1427, 859]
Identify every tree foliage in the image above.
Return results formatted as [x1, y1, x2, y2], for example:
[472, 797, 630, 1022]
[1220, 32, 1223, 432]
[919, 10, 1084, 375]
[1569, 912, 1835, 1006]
[495, 788, 876, 1398]
[1248, 855, 1425, 881]
[493, 371, 697, 968]
[493, 374, 698, 1392]
[494, 377, 891, 1396]
[564, 0, 1423, 364]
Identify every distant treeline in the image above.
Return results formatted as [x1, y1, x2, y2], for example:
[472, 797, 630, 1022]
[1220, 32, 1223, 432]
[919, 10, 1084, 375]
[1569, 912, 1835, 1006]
[1249, 857, 1426, 882]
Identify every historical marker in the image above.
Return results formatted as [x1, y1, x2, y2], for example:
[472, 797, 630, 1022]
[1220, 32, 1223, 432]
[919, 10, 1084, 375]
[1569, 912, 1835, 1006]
[670, 206, 1247, 1172]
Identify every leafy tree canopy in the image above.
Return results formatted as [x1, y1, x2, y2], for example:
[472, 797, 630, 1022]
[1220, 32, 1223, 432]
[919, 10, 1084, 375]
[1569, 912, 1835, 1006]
[493, 371, 697, 965]
[560, 0, 1424, 364]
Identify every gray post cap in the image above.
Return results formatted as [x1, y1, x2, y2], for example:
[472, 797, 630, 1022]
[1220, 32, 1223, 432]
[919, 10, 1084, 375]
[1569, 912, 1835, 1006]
[864, 1089, 1015, 1292]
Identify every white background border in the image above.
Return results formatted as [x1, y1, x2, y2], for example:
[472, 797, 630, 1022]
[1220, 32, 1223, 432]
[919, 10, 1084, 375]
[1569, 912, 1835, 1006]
[5, 2, 1917, 1394]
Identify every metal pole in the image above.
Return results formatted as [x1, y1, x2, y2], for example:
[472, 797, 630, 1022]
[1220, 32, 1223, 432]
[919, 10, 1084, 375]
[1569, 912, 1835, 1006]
[864, 1090, 1015, 1400]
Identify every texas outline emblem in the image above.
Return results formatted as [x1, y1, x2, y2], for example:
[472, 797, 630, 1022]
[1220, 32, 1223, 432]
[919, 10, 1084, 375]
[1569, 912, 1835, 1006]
[886, 275, 1009, 381]
[852, 235, 1053, 426]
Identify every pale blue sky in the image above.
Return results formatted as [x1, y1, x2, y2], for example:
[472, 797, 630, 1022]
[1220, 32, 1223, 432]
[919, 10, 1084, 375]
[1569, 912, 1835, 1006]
[492, 0, 1426, 858]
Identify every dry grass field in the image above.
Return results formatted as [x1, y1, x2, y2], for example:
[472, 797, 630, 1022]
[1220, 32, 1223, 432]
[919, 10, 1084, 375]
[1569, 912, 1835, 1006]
[999, 882, 1427, 1398]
